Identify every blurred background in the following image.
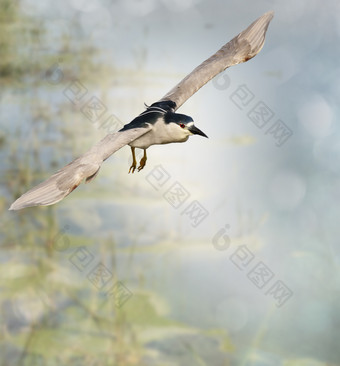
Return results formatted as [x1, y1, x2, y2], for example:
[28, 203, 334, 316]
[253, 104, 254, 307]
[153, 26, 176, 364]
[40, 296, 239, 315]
[1, 0, 339, 365]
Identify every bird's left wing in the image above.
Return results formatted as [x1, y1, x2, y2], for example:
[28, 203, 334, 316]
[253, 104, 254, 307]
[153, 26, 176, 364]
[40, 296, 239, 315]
[9, 126, 151, 210]
[158, 11, 274, 111]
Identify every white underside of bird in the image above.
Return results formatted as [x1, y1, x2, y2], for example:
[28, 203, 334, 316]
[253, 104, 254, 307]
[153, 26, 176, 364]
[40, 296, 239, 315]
[129, 118, 191, 149]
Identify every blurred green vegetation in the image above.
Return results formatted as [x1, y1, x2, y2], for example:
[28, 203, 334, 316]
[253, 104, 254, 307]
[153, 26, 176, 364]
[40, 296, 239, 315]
[2, 2, 336, 365]
[0, 2, 237, 365]
[0, 0, 40, 81]
[0, 0, 108, 86]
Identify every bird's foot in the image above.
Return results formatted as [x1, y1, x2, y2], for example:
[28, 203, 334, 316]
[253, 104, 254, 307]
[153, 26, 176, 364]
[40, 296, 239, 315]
[138, 156, 147, 172]
[129, 146, 137, 173]
[129, 163, 136, 174]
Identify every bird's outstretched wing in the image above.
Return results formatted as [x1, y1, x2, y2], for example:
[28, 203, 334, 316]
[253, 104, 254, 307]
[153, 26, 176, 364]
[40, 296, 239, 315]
[158, 11, 274, 111]
[9, 127, 151, 210]
[9, 11, 273, 210]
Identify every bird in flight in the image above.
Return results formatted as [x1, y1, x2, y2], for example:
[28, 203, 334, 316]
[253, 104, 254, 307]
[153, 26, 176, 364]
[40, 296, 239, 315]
[9, 11, 274, 210]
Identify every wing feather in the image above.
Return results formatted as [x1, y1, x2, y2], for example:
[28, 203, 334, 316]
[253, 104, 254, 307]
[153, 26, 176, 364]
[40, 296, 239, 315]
[9, 127, 151, 210]
[159, 11, 274, 110]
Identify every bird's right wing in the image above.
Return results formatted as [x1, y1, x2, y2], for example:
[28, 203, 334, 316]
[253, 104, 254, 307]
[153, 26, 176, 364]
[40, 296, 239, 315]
[158, 11, 274, 111]
[9, 126, 152, 210]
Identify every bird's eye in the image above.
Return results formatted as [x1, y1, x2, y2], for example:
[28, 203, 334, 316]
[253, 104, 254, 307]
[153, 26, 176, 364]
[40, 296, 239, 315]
[179, 123, 185, 128]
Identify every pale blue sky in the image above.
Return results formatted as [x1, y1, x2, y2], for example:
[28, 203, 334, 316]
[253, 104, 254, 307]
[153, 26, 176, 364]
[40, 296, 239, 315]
[4, 0, 340, 363]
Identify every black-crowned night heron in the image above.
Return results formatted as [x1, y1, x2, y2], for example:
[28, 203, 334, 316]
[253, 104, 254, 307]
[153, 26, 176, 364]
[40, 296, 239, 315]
[9, 11, 274, 210]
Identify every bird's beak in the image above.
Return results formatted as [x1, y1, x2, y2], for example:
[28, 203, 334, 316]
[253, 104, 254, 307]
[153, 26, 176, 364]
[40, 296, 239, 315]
[189, 125, 208, 138]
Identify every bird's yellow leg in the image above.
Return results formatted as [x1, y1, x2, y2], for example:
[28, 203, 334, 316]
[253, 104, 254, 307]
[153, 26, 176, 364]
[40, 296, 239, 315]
[128, 147, 137, 173]
[138, 149, 147, 172]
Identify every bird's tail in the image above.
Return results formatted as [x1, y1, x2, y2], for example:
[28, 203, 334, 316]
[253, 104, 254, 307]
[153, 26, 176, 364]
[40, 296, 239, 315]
[8, 154, 102, 211]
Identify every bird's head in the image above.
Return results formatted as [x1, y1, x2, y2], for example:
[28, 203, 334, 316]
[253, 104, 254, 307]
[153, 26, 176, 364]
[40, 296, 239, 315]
[164, 112, 208, 142]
